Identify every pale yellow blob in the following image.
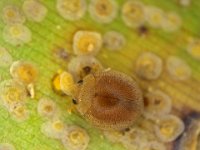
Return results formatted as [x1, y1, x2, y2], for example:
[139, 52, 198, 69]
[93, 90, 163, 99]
[73, 31, 102, 56]
[2, 5, 25, 24]
[122, 1, 146, 28]
[89, 0, 118, 24]
[23, 0, 48, 22]
[61, 126, 90, 150]
[10, 60, 38, 85]
[56, 0, 87, 21]
[3, 24, 32, 46]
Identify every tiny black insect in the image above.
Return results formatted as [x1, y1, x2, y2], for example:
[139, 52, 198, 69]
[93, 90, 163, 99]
[77, 80, 83, 84]
[72, 99, 78, 104]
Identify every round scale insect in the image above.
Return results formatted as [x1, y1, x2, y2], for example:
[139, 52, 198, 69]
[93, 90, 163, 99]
[9, 103, 29, 122]
[72, 69, 144, 130]
[56, 0, 87, 21]
[154, 114, 185, 142]
[103, 31, 126, 51]
[10, 60, 38, 85]
[22, 0, 48, 22]
[68, 56, 103, 82]
[166, 56, 191, 81]
[143, 90, 172, 120]
[37, 98, 59, 119]
[122, 1, 146, 28]
[3, 24, 32, 46]
[135, 52, 163, 80]
[41, 119, 66, 139]
[0, 79, 27, 109]
[61, 125, 90, 150]
[2, 5, 25, 25]
[73, 30, 102, 56]
[162, 12, 182, 32]
[89, 0, 118, 24]
[145, 6, 165, 28]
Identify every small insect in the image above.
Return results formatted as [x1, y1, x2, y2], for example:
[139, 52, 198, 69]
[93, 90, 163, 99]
[72, 69, 143, 130]
[56, 0, 87, 21]
[22, 0, 48, 22]
[89, 0, 118, 24]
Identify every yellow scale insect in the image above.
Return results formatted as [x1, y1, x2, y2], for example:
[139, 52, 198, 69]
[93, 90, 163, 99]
[10, 60, 38, 85]
[73, 30, 102, 56]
